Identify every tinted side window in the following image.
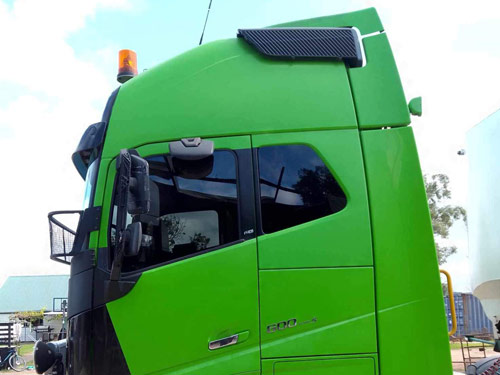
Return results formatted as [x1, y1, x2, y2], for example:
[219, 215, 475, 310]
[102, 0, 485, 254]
[258, 145, 347, 233]
[111, 150, 240, 272]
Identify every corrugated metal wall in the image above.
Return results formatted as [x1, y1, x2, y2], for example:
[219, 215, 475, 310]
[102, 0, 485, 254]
[444, 293, 494, 337]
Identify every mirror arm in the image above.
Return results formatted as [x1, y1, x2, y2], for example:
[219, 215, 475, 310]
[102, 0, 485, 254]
[108, 149, 150, 282]
[110, 248, 124, 281]
[110, 150, 132, 281]
[110, 217, 128, 282]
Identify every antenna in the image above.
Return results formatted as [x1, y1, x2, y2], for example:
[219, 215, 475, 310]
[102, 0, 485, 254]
[199, 0, 213, 45]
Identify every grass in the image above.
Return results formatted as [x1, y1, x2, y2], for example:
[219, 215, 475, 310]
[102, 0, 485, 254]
[18, 343, 34, 357]
[450, 341, 493, 350]
[0, 344, 34, 372]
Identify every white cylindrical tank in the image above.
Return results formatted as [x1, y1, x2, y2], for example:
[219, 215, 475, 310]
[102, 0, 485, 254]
[467, 109, 500, 337]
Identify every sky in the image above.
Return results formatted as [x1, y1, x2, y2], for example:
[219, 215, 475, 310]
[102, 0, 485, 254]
[1, 0, 499, 292]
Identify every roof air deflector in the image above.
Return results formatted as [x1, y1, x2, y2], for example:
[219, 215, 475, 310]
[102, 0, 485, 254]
[237, 27, 363, 68]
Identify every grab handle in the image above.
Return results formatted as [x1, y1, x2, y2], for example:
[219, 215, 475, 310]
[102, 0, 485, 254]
[209, 334, 239, 350]
[440, 269, 457, 336]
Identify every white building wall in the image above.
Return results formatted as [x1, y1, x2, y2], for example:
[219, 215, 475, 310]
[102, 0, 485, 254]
[467, 109, 500, 334]
[0, 313, 11, 323]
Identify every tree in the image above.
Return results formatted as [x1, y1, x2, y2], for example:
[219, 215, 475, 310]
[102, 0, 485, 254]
[293, 165, 344, 206]
[424, 174, 467, 265]
[10, 308, 46, 325]
[190, 232, 210, 250]
[160, 215, 186, 252]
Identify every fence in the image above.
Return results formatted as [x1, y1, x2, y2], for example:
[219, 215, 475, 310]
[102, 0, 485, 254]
[444, 293, 494, 337]
[20, 327, 36, 343]
[0, 323, 13, 347]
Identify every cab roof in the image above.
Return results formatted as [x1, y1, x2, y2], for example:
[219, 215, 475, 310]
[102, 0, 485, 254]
[101, 7, 410, 159]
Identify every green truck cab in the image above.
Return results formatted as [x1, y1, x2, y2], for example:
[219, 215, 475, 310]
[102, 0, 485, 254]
[42, 7, 451, 375]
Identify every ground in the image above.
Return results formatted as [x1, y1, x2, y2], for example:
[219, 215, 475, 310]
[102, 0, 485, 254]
[450, 344, 498, 373]
[0, 343, 33, 374]
[0, 343, 498, 374]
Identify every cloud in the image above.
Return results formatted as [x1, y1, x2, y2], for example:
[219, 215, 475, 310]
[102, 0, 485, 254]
[367, 0, 500, 291]
[0, 0, 132, 285]
[1, 0, 498, 293]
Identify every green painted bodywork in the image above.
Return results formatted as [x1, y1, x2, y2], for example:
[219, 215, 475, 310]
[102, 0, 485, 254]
[76, 7, 452, 375]
[271, 7, 410, 130]
[263, 355, 378, 375]
[107, 240, 260, 375]
[101, 40, 357, 159]
[360, 127, 452, 375]
[259, 268, 376, 358]
[261, 354, 378, 374]
[409, 96, 423, 116]
[348, 33, 411, 128]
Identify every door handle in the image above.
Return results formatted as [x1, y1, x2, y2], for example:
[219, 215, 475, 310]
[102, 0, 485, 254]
[208, 334, 239, 350]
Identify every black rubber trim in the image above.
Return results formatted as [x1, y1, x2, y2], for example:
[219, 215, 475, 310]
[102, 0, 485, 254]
[67, 306, 130, 375]
[70, 250, 94, 276]
[67, 268, 93, 319]
[238, 27, 363, 68]
[67, 251, 95, 319]
[235, 148, 257, 240]
[92, 306, 131, 375]
[67, 311, 92, 375]
[252, 148, 264, 237]
[71, 206, 102, 254]
[93, 265, 141, 307]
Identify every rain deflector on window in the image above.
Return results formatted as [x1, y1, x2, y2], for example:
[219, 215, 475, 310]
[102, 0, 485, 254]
[111, 150, 240, 272]
[258, 145, 347, 234]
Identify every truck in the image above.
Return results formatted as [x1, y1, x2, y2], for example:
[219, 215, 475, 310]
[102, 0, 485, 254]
[39, 7, 453, 375]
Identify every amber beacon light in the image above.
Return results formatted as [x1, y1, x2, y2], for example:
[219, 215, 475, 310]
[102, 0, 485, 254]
[117, 49, 138, 83]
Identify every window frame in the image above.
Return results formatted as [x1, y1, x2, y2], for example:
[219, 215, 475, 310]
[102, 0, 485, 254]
[253, 143, 347, 236]
[105, 147, 256, 275]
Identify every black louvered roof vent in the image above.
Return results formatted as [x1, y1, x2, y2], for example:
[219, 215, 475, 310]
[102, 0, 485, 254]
[237, 28, 363, 68]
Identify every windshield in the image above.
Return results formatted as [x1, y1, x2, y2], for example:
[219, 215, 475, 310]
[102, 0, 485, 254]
[82, 158, 99, 209]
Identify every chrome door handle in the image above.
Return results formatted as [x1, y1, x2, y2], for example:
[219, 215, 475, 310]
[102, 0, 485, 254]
[209, 334, 239, 350]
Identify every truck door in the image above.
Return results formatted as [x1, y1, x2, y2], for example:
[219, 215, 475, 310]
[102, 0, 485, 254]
[252, 130, 377, 371]
[101, 136, 260, 375]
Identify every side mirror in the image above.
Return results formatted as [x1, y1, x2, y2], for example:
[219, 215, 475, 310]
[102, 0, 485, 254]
[123, 222, 142, 257]
[110, 149, 149, 281]
[116, 150, 151, 215]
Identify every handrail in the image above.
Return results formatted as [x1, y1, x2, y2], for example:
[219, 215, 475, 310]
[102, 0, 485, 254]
[466, 336, 495, 346]
[440, 269, 457, 336]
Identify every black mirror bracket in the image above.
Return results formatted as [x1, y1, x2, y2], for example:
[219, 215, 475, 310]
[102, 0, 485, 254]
[109, 149, 150, 285]
[72, 206, 102, 254]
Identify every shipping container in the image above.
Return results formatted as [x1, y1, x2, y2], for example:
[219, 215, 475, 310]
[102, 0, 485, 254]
[444, 293, 494, 337]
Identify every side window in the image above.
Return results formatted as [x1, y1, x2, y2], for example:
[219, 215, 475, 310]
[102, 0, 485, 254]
[258, 145, 347, 234]
[111, 150, 240, 272]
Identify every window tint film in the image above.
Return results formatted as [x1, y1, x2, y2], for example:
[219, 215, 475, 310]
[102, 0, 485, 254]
[111, 150, 239, 272]
[258, 145, 347, 233]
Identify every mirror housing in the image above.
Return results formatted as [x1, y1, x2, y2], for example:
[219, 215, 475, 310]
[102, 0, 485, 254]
[123, 222, 142, 257]
[110, 149, 149, 281]
[116, 150, 151, 215]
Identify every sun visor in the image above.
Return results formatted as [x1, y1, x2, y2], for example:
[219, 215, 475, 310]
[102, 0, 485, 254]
[72, 88, 120, 179]
[72, 122, 106, 179]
